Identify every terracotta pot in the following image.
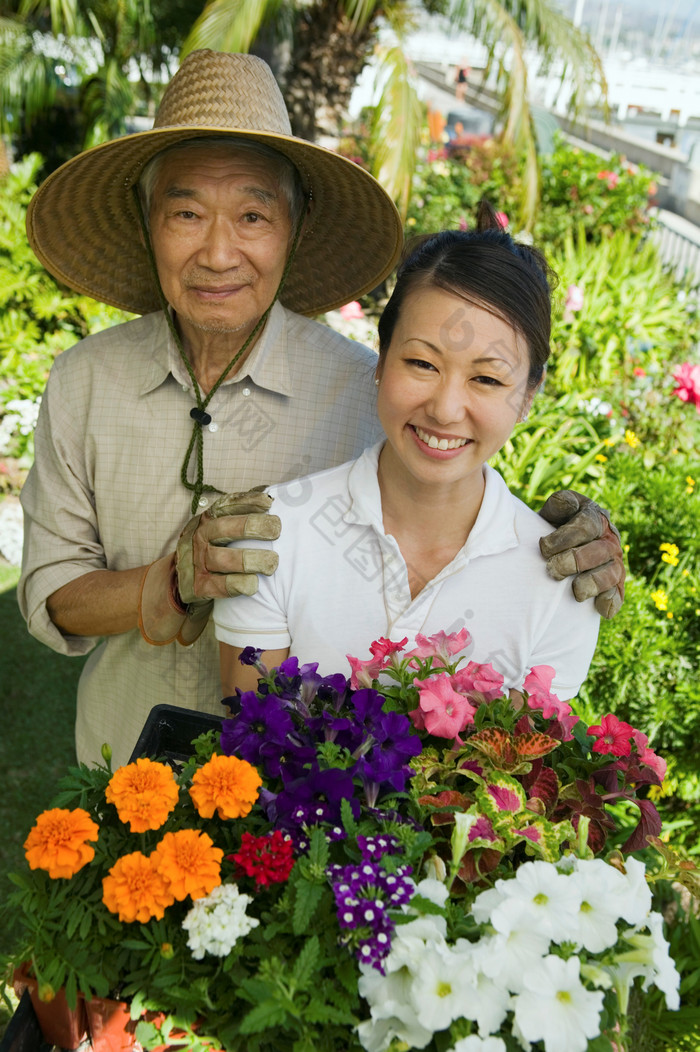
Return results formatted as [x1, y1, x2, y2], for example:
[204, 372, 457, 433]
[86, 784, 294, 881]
[85, 994, 139, 1051]
[12, 963, 88, 1049]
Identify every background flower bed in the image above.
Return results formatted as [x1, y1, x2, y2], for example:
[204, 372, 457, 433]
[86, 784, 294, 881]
[1, 128, 699, 1048]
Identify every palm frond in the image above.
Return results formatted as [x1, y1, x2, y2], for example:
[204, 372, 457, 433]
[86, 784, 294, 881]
[181, 0, 283, 59]
[18, 0, 80, 36]
[0, 24, 62, 134]
[80, 57, 135, 146]
[368, 45, 423, 220]
[343, 0, 380, 33]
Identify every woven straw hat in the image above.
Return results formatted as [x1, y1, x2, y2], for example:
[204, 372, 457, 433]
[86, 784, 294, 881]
[26, 50, 403, 317]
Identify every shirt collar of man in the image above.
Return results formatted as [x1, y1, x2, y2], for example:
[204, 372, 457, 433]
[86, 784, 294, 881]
[140, 301, 294, 399]
[344, 441, 520, 560]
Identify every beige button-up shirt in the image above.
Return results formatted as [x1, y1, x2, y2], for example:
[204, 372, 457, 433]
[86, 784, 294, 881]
[19, 303, 382, 767]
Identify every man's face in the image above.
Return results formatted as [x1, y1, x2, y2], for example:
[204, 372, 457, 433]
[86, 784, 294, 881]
[149, 146, 294, 348]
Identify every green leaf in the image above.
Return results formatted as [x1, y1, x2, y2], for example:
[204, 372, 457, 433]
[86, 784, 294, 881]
[238, 999, 289, 1035]
[292, 935, 320, 988]
[292, 880, 324, 936]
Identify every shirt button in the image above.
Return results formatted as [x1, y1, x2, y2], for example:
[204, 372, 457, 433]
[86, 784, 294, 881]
[242, 387, 251, 397]
[208, 422, 219, 433]
[198, 497, 209, 508]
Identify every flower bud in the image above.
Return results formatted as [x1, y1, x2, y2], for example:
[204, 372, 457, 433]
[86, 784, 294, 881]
[160, 942, 174, 959]
[38, 983, 55, 1003]
[101, 742, 113, 766]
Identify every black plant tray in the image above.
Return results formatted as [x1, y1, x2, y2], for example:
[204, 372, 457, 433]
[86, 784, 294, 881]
[0, 991, 53, 1052]
[128, 704, 224, 765]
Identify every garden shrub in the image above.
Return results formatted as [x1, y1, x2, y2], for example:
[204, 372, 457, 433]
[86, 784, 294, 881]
[0, 154, 130, 485]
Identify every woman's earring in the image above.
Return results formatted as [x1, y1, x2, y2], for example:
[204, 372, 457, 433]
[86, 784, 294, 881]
[374, 378, 380, 387]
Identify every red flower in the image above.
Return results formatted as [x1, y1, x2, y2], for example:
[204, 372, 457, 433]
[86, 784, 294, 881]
[369, 636, 408, 660]
[587, 713, 635, 757]
[230, 831, 295, 889]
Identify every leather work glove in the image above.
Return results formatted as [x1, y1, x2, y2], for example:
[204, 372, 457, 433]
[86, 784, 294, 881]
[138, 489, 281, 647]
[538, 490, 625, 620]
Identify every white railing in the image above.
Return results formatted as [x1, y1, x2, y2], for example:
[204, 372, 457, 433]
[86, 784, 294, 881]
[649, 210, 700, 300]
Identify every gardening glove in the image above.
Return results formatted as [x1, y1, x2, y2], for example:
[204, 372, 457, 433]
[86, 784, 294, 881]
[538, 490, 625, 620]
[138, 488, 281, 647]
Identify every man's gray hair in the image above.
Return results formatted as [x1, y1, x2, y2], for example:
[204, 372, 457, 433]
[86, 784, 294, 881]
[137, 137, 306, 226]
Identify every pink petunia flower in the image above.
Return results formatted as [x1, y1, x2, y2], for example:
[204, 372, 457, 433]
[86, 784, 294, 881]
[346, 654, 383, 689]
[495, 211, 509, 229]
[452, 660, 504, 701]
[405, 628, 471, 664]
[340, 300, 365, 320]
[413, 673, 476, 739]
[522, 666, 573, 721]
[587, 713, 635, 757]
[672, 362, 700, 412]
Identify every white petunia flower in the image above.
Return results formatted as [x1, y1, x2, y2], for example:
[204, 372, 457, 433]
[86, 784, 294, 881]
[616, 856, 653, 925]
[461, 938, 517, 1032]
[414, 876, 450, 908]
[411, 944, 474, 1032]
[567, 859, 628, 952]
[476, 929, 550, 994]
[611, 912, 681, 1011]
[182, 883, 259, 959]
[449, 1036, 507, 1052]
[488, 860, 582, 943]
[513, 954, 604, 1052]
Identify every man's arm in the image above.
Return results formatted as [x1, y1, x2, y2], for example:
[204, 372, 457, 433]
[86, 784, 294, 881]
[46, 568, 144, 637]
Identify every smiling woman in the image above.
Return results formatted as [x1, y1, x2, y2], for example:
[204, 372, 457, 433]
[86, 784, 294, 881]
[214, 202, 601, 703]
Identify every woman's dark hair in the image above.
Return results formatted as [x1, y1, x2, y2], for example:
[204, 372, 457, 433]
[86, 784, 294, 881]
[378, 200, 557, 388]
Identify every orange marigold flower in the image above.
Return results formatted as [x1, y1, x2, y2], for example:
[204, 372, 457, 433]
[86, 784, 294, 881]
[189, 754, 262, 820]
[24, 807, 99, 879]
[105, 758, 179, 832]
[102, 850, 175, 923]
[152, 829, 223, 901]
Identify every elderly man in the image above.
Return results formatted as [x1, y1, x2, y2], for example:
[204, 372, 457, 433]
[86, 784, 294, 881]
[19, 50, 623, 769]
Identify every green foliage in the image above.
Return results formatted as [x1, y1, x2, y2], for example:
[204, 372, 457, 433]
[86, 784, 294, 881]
[548, 226, 698, 395]
[490, 393, 606, 508]
[0, 155, 129, 473]
[536, 136, 659, 246]
[405, 137, 524, 235]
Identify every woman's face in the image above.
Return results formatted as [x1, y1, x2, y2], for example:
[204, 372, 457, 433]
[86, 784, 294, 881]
[376, 285, 534, 495]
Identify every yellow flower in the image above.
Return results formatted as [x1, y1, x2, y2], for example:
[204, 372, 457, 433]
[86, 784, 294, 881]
[102, 851, 175, 922]
[659, 543, 680, 566]
[682, 569, 690, 577]
[667, 612, 674, 619]
[24, 807, 99, 879]
[189, 754, 262, 820]
[152, 829, 223, 901]
[603, 437, 617, 447]
[106, 758, 179, 833]
[687, 476, 696, 494]
[595, 454, 608, 463]
[651, 589, 669, 611]
[624, 429, 640, 448]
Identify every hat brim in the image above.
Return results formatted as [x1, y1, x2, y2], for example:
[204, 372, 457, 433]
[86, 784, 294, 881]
[26, 127, 404, 317]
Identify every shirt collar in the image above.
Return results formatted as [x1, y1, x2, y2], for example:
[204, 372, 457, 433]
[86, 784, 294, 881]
[345, 444, 519, 558]
[139, 301, 293, 398]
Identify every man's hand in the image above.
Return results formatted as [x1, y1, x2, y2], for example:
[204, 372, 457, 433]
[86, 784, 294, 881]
[538, 490, 625, 620]
[176, 489, 280, 602]
[138, 489, 281, 646]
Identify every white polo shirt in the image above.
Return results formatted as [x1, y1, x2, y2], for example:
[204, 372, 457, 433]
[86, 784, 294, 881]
[213, 442, 600, 699]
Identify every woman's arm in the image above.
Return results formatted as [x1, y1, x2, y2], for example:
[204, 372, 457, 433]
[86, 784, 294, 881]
[220, 642, 291, 696]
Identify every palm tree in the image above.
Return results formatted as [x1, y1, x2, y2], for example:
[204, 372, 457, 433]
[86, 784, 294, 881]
[181, 0, 605, 226]
[0, 0, 201, 164]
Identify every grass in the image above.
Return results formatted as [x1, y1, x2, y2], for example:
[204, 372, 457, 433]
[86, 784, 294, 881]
[0, 563, 87, 957]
